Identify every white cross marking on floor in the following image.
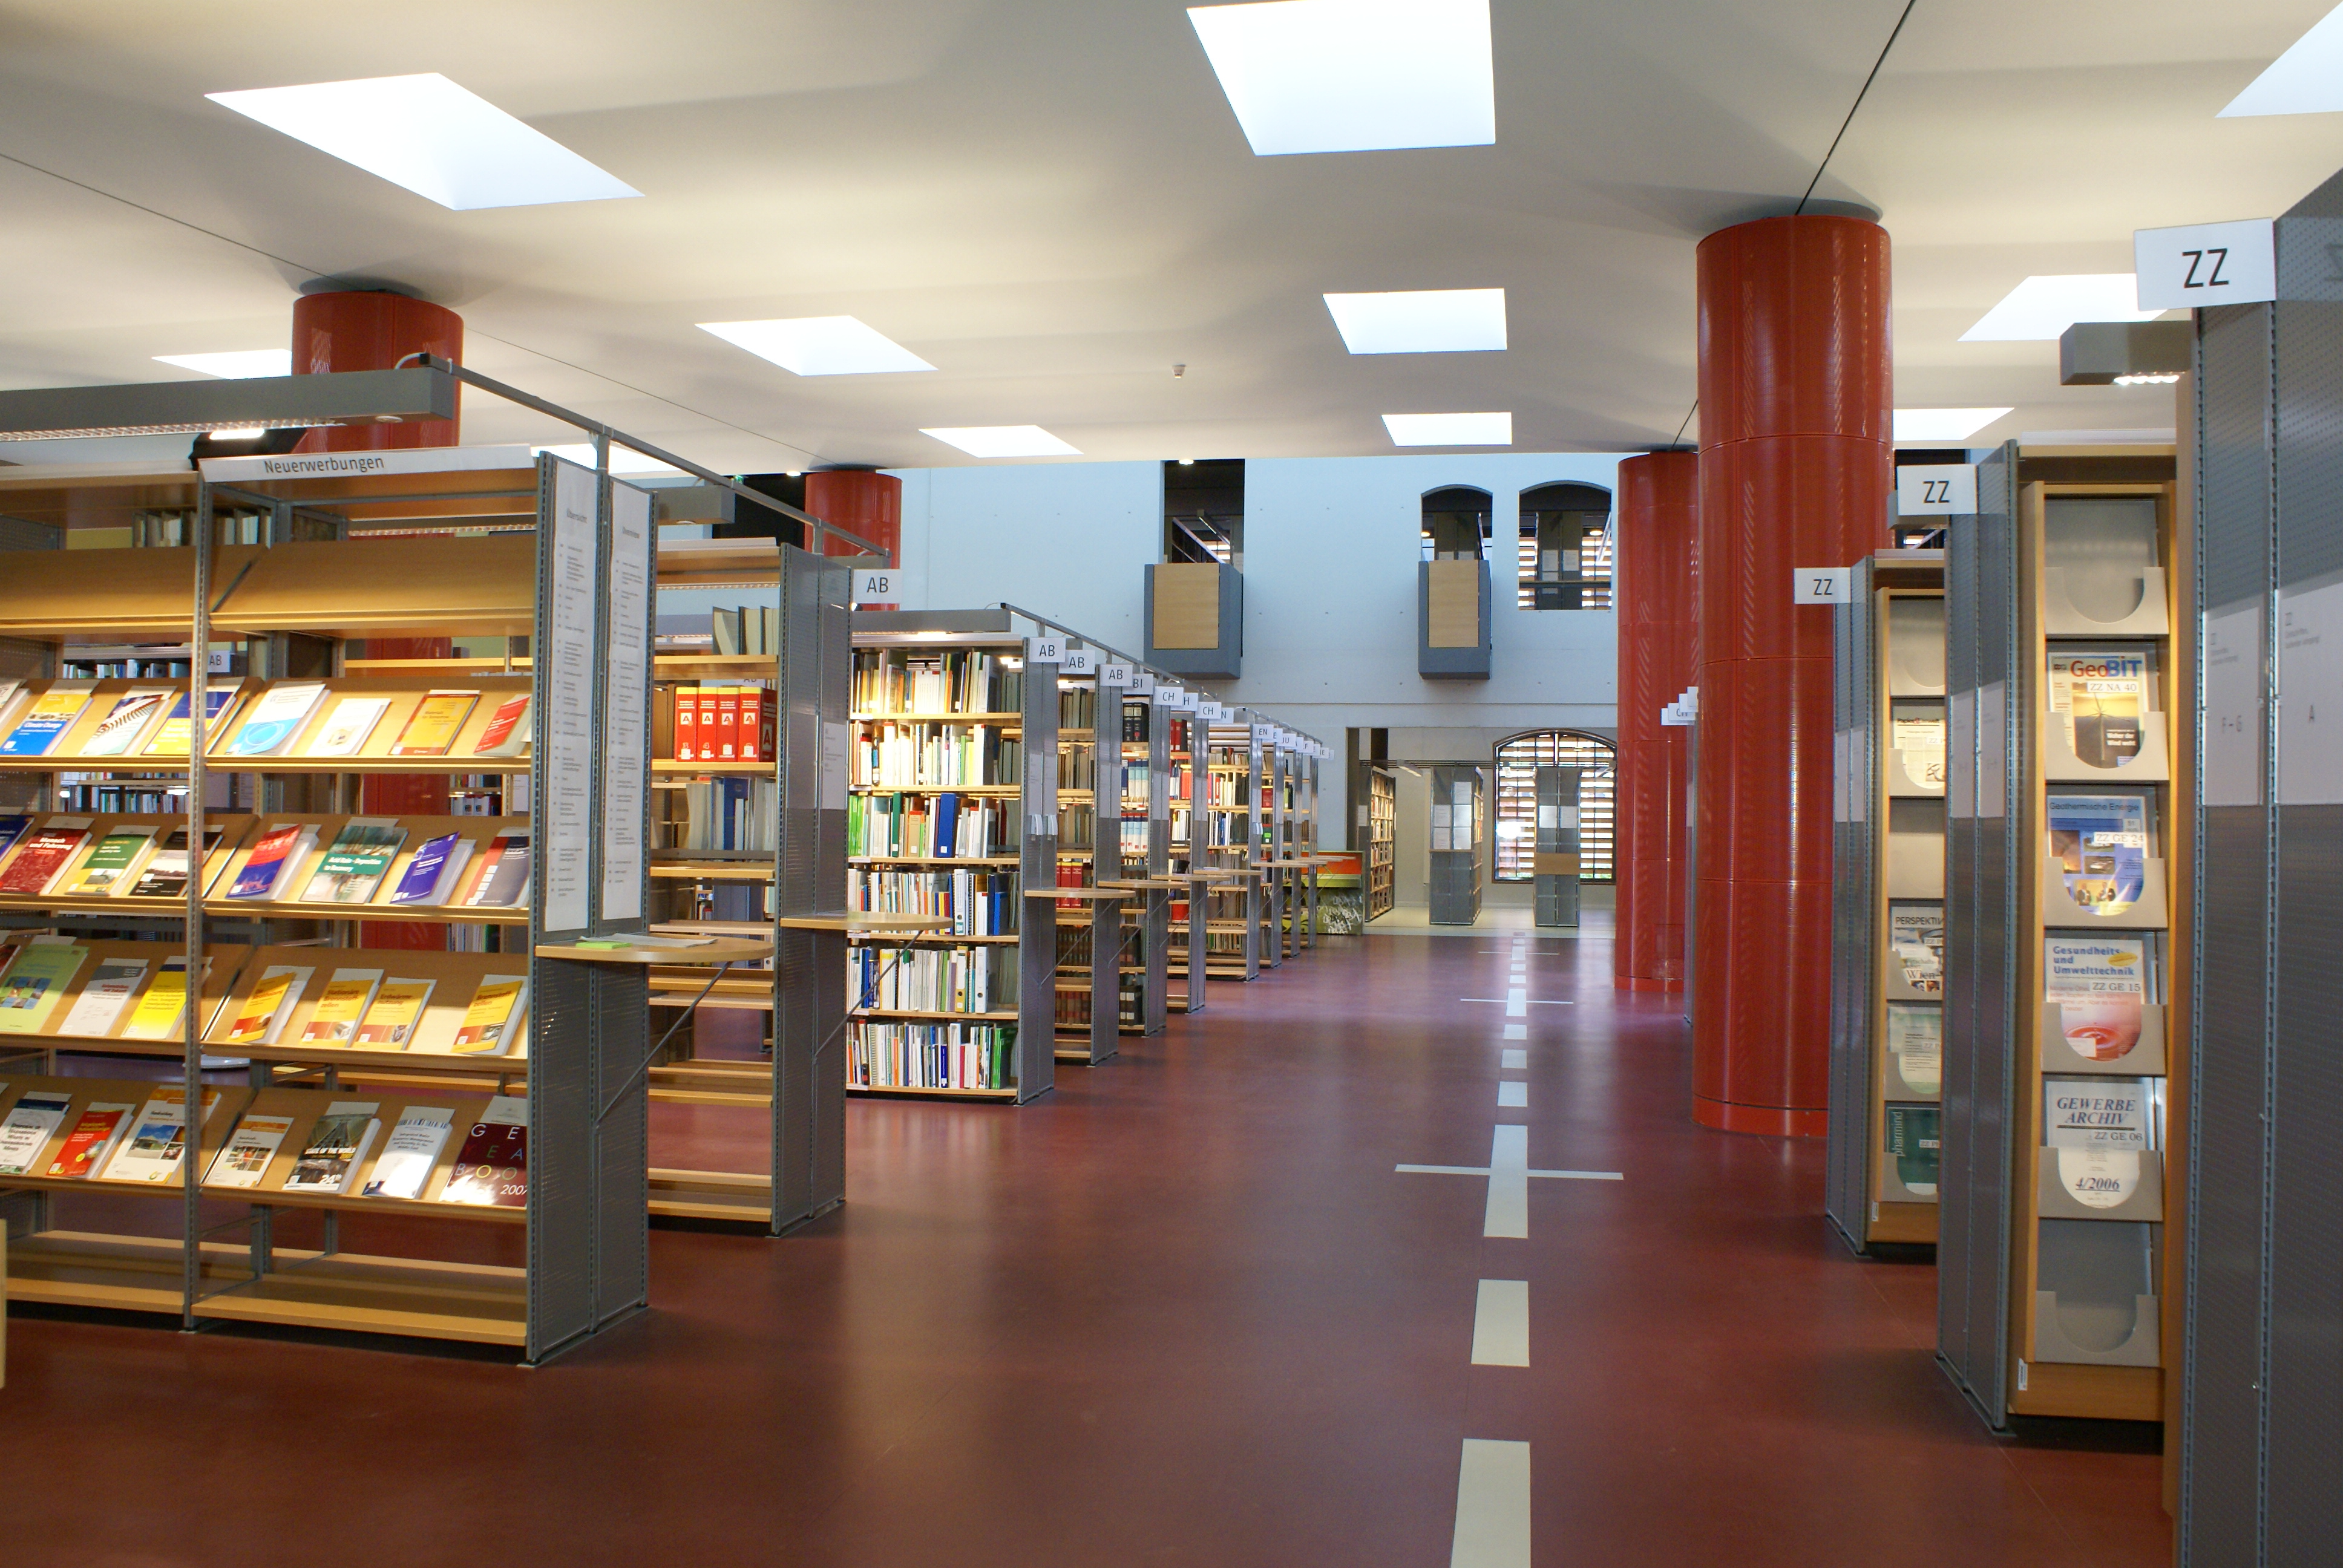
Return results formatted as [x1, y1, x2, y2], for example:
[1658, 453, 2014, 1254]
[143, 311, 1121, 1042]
[1396, 1127, 1622, 1236]
[1497, 1081, 1527, 1108]
[1501, 1048, 1526, 1069]
[1470, 1279, 1529, 1366]
[1450, 1439, 1531, 1568]
[1503, 1024, 1526, 1040]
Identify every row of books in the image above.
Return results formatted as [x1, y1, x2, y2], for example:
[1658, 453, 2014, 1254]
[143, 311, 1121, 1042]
[851, 944, 1019, 1016]
[709, 604, 782, 656]
[0, 1079, 526, 1206]
[1058, 746, 1098, 791]
[847, 791, 1011, 860]
[1885, 1103, 1939, 1196]
[664, 779, 777, 854]
[853, 650, 1024, 716]
[0, 813, 528, 909]
[852, 721, 1023, 789]
[846, 869, 1019, 934]
[666, 684, 777, 763]
[0, 680, 531, 763]
[846, 1021, 1013, 1092]
[1058, 687, 1097, 731]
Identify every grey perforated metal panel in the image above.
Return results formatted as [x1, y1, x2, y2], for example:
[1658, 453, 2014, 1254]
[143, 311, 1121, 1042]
[1018, 655, 1060, 1100]
[594, 964, 650, 1325]
[528, 952, 596, 1362]
[1825, 561, 1877, 1250]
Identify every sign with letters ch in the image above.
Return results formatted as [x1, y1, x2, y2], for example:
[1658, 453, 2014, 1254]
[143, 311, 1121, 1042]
[2134, 219, 2276, 310]
[1897, 465, 1976, 516]
[1794, 566, 1851, 606]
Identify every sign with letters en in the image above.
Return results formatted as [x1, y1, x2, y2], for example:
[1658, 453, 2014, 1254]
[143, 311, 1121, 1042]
[1025, 635, 1064, 664]
[1794, 566, 1851, 606]
[851, 568, 898, 604]
[1059, 645, 1095, 675]
[1898, 465, 1976, 517]
[2135, 219, 2276, 310]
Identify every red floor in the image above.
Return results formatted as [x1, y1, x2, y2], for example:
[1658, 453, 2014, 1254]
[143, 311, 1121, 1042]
[4, 929, 2170, 1566]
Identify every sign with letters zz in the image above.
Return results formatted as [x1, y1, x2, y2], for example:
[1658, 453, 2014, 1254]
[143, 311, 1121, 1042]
[2134, 220, 2276, 310]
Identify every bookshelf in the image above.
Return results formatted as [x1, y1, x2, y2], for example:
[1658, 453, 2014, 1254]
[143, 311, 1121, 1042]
[0, 448, 659, 1360]
[1366, 766, 1397, 920]
[1161, 685, 1210, 1012]
[1108, 668, 1173, 1037]
[1204, 717, 1263, 979]
[1939, 442, 2184, 1426]
[847, 624, 1061, 1102]
[1824, 552, 1945, 1255]
[1050, 654, 1124, 1065]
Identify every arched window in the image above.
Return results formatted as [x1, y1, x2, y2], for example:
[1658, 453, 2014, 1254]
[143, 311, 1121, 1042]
[1518, 481, 1613, 609]
[1420, 486, 1492, 561]
[1492, 730, 1616, 881]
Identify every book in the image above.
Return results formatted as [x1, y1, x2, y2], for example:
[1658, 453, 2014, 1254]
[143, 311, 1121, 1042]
[1890, 700, 1945, 789]
[205, 1114, 295, 1189]
[2046, 792, 2152, 915]
[387, 832, 472, 906]
[1885, 1002, 1941, 1096]
[360, 1105, 455, 1198]
[2047, 647, 2154, 769]
[0, 818, 94, 895]
[280, 1101, 381, 1194]
[119, 956, 204, 1040]
[1884, 1103, 1940, 1197]
[441, 1096, 528, 1206]
[0, 1089, 73, 1175]
[448, 975, 528, 1056]
[470, 693, 532, 757]
[99, 1088, 221, 1183]
[298, 968, 385, 1045]
[56, 956, 149, 1037]
[2044, 935, 2152, 1063]
[2044, 1078, 2152, 1149]
[1887, 903, 1942, 993]
[298, 818, 407, 904]
[79, 688, 174, 757]
[0, 941, 90, 1034]
[127, 824, 228, 898]
[61, 825, 160, 897]
[0, 814, 30, 867]
[142, 686, 243, 756]
[352, 978, 434, 1048]
[221, 682, 327, 757]
[220, 964, 314, 1048]
[45, 1100, 136, 1178]
[388, 690, 480, 756]
[226, 822, 318, 900]
[0, 686, 94, 757]
[307, 696, 392, 757]
[461, 829, 531, 908]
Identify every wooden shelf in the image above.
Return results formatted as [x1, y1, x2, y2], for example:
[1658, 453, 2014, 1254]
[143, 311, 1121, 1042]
[851, 712, 1021, 725]
[654, 760, 776, 776]
[851, 783, 1019, 795]
[648, 1168, 775, 1223]
[851, 855, 1017, 866]
[650, 863, 775, 882]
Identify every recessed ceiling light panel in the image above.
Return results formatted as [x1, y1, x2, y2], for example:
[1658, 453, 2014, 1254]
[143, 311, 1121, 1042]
[698, 317, 935, 376]
[1382, 411, 1511, 446]
[1187, 0, 1495, 155]
[1323, 289, 1506, 353]
[206, 73, 641, 210]
[1893, 408, 2013, 442]
[154, 350, 293, 379]
[920, 425, 1082, 459]
[1960, 276, 2158, 342]
[2220, 1, 2343, 116]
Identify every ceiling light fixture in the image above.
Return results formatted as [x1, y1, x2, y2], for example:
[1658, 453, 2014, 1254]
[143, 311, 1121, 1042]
[1187, 0, 1495, 155]
[1324, 289, 1506, 353]
[208, 427, 267, 440]
[206, 73, 641, 210]
[1961, 276, 2158, 341]
[2114, 372, 2183, 387]
[1893, 408, 2013, 442]
[697, 317, 935, 377]
[919, 425, 1082, 459]
[155, 350, 293, 379]
[2221, 2, 2343, 116]
[1382, 411, 1511, 446]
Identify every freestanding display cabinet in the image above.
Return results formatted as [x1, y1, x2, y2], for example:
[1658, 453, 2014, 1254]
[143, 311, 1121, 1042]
[1428, 766, 1485, 926]
[1533, 766, 1581, 929]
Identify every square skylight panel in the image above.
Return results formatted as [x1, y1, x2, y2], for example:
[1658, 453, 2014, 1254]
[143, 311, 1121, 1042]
[920, 426, 1082, 458]
[154, 350, 292, 379]
[699, 317, 935, 376]
[1383, 411, 1511, 445]
[1893, 408, 2012, 442]
[207, 73, 641, 210]
[2221, 1, 2343, 116]
[1188, 0, 1495, 155]
[1324, 289, 1506, 353]
[1960, 276, 2158, 341]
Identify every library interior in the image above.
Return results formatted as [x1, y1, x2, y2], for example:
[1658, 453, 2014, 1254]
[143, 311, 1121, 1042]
[0, 3, 2334, 1563]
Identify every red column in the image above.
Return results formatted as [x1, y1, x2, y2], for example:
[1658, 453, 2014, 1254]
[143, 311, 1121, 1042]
[290, 290, 463, 451]
[1693, 215, 1892, 1137]
[1614, 452, 1699, 992]
[804, 469, 900, 562]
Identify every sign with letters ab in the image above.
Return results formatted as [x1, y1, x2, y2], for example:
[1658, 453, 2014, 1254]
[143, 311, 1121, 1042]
[2134, 219, 2276, 310]
[852, 568, 897, 604]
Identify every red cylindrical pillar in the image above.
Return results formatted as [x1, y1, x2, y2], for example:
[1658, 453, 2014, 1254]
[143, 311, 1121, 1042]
[1692, 215, 1892, 1137]
[1614, 452, 1699, 993]
[805, 469, 900, 563]
[290, 290, 463, 450]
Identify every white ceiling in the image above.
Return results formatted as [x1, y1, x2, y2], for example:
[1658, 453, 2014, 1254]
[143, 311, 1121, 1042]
[0, 0, 2339, 470]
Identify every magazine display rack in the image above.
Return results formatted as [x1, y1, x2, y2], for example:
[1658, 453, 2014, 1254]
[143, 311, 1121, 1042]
[1826, 552, 1947, 1253]
[1939, 442, 2185, 1426]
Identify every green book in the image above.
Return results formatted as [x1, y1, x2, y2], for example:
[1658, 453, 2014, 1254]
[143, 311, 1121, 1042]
[1884, 1103, 1941, 1195]
[847, 795, 863, 859]
[0, 941, 91, 1034]
[63, 828, 159, 895]
[298, 819, 408, 904]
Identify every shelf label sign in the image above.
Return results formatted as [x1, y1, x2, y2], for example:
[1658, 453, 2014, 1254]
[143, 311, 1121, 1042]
[1099, 661, 1133, 687]
[1898, 464, 1975, 516]
[1060, 645, 1095, 675]
[851, 569, 897, 604]
[2135, 219, 2275, 310]
[1153, 683, 1183, 708]
[1124, 670, 1154, 694]
[1794, 566, 1850, 606]
[1026, 635, 1064, 664]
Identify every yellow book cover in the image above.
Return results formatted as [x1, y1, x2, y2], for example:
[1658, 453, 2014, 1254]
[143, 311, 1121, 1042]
[352, 978, 434, 1049]
[387, 691, 481, 757]
[221, 968, 302, 1046]
[449, 976, 527, 1055]
[120, 959, 195, 1040]
[298, 969, 384, 1045]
